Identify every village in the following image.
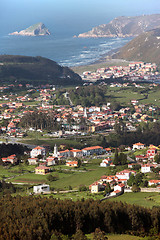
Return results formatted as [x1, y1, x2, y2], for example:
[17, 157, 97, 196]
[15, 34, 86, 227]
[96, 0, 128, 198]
[81, 61, 160, 82]
[1, 139, 160, 198]
[0, 61, 159, 199]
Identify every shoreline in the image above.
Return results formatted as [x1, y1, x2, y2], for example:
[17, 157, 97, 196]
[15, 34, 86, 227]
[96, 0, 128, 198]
[71, 47, 130, 73]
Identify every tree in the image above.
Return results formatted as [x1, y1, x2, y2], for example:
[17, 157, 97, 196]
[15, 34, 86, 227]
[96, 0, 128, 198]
[119, 152, 127, 165]
[154, 154, 160, 164]
[93, 228, 108, 240]
[46, 174, 59, 182]
[134, 173, 143, 186]
[132, 184, 141, 192]
[105, 183, 111, 195]
[127, 174, 135, 187]
[79, 185, 88, 192]
[72, 230, 88, 240]
[113, 148, 119, 165]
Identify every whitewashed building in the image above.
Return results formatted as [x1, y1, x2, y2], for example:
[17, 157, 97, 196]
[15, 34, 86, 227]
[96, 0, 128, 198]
[33, 184, 50, 194]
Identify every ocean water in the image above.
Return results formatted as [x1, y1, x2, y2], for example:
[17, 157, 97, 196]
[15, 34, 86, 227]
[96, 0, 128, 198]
[0, 34, 131, 67]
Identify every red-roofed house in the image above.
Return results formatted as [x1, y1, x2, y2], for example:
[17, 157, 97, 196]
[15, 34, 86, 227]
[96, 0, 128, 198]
[2, 154, 17, 164]
[133, 142, 145, 150]
[148, 180, 160, 186]
[82, 146, 103, 156]
[114, 183, 125, 192]
[66, 161, 78, 167]
[147, 148, 157, 160]
[70, 149, 83, 158]
[30, 146, 46, 158]
[116, 169, 136, 180]
[46, 156, 56, 166]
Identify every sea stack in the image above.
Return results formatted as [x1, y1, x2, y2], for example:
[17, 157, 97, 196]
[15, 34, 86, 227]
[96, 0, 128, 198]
[9, 23, 51, 36]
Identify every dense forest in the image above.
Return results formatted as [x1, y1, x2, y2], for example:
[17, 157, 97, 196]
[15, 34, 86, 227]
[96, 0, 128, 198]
[0, 196, 159, 239]
[109, 121, 160, 147]
[0, 55, 82, 86]
[0, 143, 28, 158]
[20, 111, 60, 130]
[69, 86, 107, 107]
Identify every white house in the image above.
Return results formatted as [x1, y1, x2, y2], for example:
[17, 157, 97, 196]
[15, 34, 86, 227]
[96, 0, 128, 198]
[28, 158, 38, 165]
[116, 170, 136, 180]
[70, 149, 83, 158]
[30, 146, 46, 158]
[141, 164, 152, 173]
[132, 142, 145, 150]
[148, 180, 160, 186]
[33, 184, 50, 194]
[82, 146, 103, 156]
[59, 149, 70, 158]
[100, 158, 112, 167]
[46, 156, 56, 166]
[114, 183, 125, 192]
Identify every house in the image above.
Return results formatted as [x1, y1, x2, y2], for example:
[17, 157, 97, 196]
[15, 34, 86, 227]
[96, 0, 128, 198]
[100, 158, 112, 167]
[148, 180, 160, 186]
[59, 149, 70, 158]
[105, 148, 112, 155]
[2, 154, 17, 164]
[133, 142, 145, 150]
[28, 158, 38, 165]
[46, 156, 56, 166]
[116, 169, 136, 180]
[147, 148, 157, 160]
[66, 161, 78, 167]
[70, 149, 83, 158]
[114, 183, 125, 192]
[33, 184, 50, 194]
[89, 182, 105, 193]
[82, 146, 103, 156]
[141, 164, 152, 173]
[35, 166, 51, 175]
[30, 146, 46, 158]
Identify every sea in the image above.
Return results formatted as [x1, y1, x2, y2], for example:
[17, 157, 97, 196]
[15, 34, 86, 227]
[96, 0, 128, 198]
[0, 33, 131, 67]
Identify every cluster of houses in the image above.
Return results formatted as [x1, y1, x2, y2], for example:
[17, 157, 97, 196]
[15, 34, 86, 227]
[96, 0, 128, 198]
[89, 169, 135, 195]
[90, 142, 160, 194]
[81, 61, 158, 82]
[27, 144, 110, 175]
[0, 81, 159, 139]
[0, 78, 159, 141]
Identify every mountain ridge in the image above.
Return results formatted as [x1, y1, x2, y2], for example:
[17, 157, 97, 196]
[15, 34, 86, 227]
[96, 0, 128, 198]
[78, 14, 160, 38]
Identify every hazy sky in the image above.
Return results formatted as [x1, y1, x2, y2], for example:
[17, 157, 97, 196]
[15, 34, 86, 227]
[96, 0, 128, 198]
[1, 0, 160, 35]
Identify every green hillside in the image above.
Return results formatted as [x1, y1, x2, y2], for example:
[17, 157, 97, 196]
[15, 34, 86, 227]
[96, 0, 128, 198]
[0, 55, 82, 86]
[113, 28, 160, 65]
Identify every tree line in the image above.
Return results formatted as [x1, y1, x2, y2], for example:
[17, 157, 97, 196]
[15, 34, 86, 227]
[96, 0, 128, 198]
[20, 111, 60, 130]
[0, 196, 160, 239]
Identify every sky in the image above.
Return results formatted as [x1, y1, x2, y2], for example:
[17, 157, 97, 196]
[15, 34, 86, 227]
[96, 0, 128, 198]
[1, 0, 160, 36]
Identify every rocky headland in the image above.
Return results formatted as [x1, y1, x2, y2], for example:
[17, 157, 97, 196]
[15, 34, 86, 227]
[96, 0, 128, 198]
[78, 14, 160, 38]
[9, 23, 50, 36]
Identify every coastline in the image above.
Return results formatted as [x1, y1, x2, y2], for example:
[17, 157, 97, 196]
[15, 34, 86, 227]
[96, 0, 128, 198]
[71, 48, 129, 74]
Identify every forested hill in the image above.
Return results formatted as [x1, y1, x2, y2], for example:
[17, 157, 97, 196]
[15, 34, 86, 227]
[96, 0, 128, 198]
[0, 55, 82, 86]
[112, 28, 160, 65]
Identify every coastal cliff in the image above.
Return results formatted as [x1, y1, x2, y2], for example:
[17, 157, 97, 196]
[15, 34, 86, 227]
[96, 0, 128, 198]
[9, 23, 51, 36]
[78, 14, 160, 38]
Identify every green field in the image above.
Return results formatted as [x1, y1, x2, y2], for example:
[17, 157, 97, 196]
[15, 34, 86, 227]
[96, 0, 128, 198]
[86, 234, 144, 240]
[108, 192, 160, 208]
[11, 161, 113, 189]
